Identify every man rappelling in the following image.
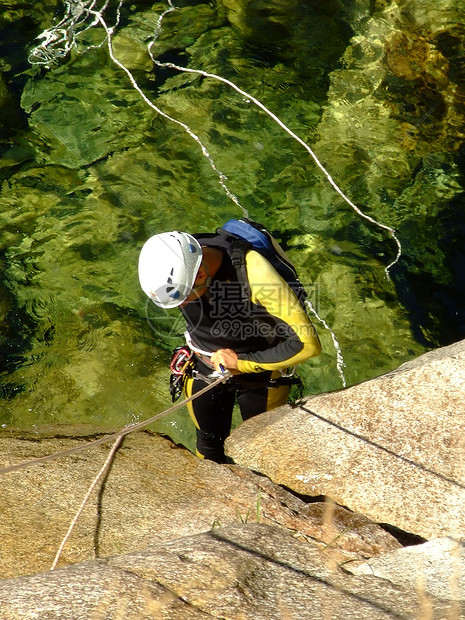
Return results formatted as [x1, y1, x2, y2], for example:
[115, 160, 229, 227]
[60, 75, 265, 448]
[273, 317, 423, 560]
[138, 219, 321, 463]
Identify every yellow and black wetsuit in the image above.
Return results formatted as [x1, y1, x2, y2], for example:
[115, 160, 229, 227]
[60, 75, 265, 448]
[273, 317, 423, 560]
[181, 242, 321, 463]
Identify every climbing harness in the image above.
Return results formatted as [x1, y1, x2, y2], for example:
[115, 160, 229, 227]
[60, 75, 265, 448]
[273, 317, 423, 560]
[169, 345, 238, 401]
[169, 336, 298, 396]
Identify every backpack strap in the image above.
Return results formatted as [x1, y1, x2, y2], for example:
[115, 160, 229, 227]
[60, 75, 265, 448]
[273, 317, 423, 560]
[193, 231, 252, 303]
[224, 237, 251, 303]
[195, 226, 308, 313]
[218, 220, 308, 312]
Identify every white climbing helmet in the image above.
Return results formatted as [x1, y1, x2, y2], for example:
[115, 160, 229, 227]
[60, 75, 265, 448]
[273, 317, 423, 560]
[138, 231, 203, 308]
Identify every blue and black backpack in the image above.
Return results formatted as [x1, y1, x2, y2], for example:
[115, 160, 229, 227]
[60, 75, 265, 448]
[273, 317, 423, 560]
[214, 218, 309, 312]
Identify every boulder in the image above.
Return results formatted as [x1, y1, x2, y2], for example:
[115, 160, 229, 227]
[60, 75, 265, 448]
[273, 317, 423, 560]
[0, 524, 459, 620]
[348, 537, 465, 604]
[0, 428, 399, 579]
[225, 340, 465, 540]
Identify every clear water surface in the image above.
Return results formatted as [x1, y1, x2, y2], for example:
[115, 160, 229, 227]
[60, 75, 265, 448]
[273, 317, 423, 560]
[0, 0, 464, 453]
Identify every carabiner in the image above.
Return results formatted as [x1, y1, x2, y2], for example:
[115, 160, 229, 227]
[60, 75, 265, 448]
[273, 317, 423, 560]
[170, 346, 193, 376]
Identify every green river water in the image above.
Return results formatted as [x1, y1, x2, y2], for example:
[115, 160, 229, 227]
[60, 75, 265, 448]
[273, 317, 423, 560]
[0, 0, 464, 454]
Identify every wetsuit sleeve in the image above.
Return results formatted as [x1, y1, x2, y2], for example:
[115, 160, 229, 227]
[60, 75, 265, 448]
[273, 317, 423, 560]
[236, 250, 321, 374]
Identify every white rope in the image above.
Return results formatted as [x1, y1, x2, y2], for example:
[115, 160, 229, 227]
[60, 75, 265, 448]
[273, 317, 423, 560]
[28, 0, 123, 67]
[147, 2, 401, 277]
[305, 300, 347, 387]
[90, 8, 248, 217]
[0, 374, 227, 475]
[29, 0, 401, 276]
[51, 435, 123, 570]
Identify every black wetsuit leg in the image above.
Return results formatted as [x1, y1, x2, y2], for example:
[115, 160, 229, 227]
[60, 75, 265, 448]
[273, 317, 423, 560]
[236, 372, 290, 421]
[185, 374, 236, 463]
[184, 364, 291, 463]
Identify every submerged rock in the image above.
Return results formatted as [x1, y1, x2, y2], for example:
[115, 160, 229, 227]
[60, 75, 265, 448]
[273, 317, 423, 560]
[0, 429, 399, 580]
[0, 524, 459, 619]
[311, 0, 465, 346]
[225, 339, 465, 541]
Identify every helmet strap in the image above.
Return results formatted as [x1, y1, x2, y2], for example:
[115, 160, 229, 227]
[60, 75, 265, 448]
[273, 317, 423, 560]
[203, 261, 212, 288]
[192, 261, 211, 291]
